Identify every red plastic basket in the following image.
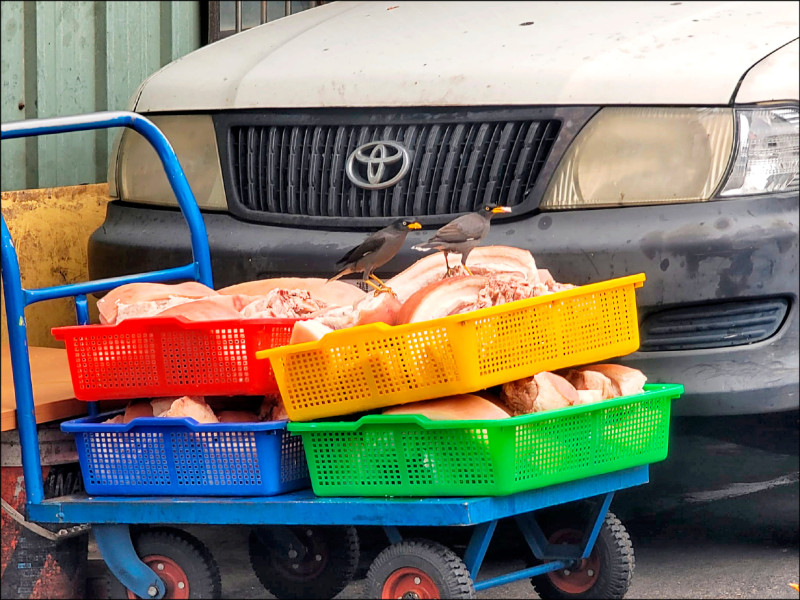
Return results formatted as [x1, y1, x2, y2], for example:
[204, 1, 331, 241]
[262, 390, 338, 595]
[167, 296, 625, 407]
[52, 316, 300, 401]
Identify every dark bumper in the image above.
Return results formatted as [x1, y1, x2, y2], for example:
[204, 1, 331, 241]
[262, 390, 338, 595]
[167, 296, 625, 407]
[89, 194, 799, 416]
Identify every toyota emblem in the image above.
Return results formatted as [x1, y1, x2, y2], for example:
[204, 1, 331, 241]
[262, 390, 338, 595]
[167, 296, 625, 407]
[346, 141, 411, 190]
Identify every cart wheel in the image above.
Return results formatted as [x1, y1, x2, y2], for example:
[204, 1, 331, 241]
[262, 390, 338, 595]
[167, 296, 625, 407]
[530, 511, 634, 600]
[366, 538, 476, 599]
[248, 525, 359, 599]
[104, 527, 222, 599]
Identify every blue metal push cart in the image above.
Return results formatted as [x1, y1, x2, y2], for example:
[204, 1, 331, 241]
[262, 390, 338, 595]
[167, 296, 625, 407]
[2, 112, 656, 599]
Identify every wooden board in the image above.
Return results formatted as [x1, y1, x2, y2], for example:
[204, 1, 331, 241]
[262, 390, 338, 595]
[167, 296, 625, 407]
[1, 345, 87, 431]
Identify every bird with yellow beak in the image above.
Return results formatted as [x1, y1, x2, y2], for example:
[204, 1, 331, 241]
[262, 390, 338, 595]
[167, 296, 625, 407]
[412, 203, 512, 275]
[329, 218, 422, 295]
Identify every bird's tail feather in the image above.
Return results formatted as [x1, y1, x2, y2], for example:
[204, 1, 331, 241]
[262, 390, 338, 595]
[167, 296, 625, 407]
[327, 268, 351, 283]
[412, 242, 439, 252]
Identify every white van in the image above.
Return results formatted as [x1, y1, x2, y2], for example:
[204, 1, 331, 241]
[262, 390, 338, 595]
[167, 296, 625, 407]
[92, 1, 799, 416]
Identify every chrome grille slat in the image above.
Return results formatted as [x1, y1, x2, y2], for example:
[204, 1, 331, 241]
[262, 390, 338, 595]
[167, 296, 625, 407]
[229, 117, 560, 219]
[287, 126, 301, 215]
[266, 128, 279, 213]
[500, 122, 529, 204]
[393, 124, 419, 216]
[258, 129, 269, 211]
[476, 123, 504, 205]
[450, 124, 477, 214]
[405, 125, 430, 216]
[415, 124, 442, 216]
[435, 124, 465, 214]
[307, 127, 322, 216]
[509, 122, 544, 202]
[458, 123, 491, 212]
[319, 127, 334, 216]
[486, 122, 517, 205]
[526, 121, 558, 190]
[328, 128, 347, 217]
[278, 128, 288, 214]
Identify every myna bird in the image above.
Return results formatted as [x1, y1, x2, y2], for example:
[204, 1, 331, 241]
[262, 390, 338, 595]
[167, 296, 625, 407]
[329, 218, 422, 294]
[412, 203, 512, 275]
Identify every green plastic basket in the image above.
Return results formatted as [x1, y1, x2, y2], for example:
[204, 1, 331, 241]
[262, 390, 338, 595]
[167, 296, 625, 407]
[287, 383, 683, 497]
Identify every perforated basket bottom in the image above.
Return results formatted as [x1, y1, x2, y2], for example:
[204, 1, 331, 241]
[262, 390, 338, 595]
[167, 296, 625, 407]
[73, 425, 309, 496]
[294, 386, 676, 497]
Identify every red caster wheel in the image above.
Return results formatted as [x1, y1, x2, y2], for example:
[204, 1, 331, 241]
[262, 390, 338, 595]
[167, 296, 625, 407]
[531, 511, 634, 600]
[366, 538, 475, 599]
[104, 527, 221, 599]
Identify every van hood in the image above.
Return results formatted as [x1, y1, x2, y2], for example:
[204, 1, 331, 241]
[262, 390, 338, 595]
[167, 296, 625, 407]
[135, 1, 799, 111]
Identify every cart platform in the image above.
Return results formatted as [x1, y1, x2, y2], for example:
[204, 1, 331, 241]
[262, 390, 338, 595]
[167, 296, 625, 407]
[29, 465, 647, 526]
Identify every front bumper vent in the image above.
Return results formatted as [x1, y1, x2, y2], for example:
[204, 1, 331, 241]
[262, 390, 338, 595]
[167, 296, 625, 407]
[639, 298, 790, 351]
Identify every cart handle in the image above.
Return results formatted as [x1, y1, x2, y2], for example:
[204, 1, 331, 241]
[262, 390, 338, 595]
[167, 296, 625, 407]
[1, 111, 213, 507]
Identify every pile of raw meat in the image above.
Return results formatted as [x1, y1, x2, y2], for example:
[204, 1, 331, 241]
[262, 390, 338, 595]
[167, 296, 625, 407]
[94, 245, 574, 331]
[378, 363, 646, 421]
[95, 245, 647, 424]
[104, 394, 286, 425]
[96, 277, 365, 325]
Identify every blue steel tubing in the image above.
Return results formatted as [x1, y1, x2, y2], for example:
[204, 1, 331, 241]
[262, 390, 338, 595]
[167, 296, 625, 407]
[1, 111, 215, 506]
[93, 525, 167, 599]
[23, 263, 198, 304]
[581, 492, 615, 560]
[473, 560, 569, 592]
[1, 217, 45, 505]
[462, 520, 498, 578]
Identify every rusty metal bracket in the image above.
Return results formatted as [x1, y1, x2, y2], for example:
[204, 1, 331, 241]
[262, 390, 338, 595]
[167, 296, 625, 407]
[1, 498, 90, 542]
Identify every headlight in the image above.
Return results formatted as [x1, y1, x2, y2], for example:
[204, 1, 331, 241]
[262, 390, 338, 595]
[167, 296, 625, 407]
[110, 114, 227, 210]
[541, 107, 734, 209]
[719, 106, 799, 196]
[542, 105, 800, 210]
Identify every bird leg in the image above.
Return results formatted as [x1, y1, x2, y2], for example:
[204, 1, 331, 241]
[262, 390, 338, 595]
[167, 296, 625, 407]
[369, 274, 388, 287]
[444, 252, 460, 277]
[364, 279, 383, 293]
[372, 285, 397, 298]
[365, 277, 397, 298]
[462, 264, 474, 276]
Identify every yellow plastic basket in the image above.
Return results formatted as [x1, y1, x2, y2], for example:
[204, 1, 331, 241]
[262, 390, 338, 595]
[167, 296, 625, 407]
[257, 273, 646, 422]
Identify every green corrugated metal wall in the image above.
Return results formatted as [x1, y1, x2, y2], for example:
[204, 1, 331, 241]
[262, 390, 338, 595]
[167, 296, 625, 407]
[1, 1, 200, 192]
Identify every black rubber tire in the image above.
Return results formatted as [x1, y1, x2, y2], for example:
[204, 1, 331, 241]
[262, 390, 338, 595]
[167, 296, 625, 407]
[248, 525, 359, 600]
[366, 538, 476, 599]
[530, 511, 634, 600]
[104, 527, 222, 599]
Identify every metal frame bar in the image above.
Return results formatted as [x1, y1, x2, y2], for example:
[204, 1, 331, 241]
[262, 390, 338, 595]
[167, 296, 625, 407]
[468, 492, 616, 591]
[462, 520, 496, 577]
[580, 492, 614, 559]
[94, 524, 167, 599]
[382, 525, 403, 545]
[1, 111, 213, 508]
[474, 560, 569, 591]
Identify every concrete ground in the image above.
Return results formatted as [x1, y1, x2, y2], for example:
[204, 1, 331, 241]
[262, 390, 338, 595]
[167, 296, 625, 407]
[89, 410, 799, 599]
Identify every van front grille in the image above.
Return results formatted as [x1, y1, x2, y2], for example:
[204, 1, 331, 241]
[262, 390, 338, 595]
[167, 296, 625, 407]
[227, 118, 560, 221]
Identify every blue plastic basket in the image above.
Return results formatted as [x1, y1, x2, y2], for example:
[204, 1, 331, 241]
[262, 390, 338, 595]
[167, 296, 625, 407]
[61, 412, 310, 496]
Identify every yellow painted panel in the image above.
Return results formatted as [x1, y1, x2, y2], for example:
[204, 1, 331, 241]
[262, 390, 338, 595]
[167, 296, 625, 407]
[1, 183, 112, 348]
